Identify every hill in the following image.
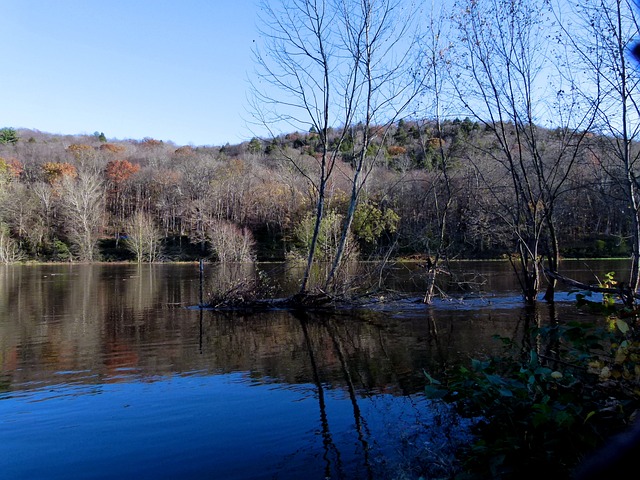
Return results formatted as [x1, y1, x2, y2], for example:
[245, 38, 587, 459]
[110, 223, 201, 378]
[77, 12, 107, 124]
[0, 123, 629, 263]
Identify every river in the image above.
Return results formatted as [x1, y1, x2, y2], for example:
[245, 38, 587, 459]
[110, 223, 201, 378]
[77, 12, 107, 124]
[0, 259, 627, 479]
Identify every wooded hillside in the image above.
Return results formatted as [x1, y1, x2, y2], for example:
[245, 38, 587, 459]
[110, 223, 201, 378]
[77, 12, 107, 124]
[0, 122, 629, 263]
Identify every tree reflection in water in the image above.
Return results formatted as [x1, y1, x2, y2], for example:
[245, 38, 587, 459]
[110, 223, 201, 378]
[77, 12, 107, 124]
[293, 309, 473, 479]
[298, 313, 344, 478]
[0, 262, 617, 478]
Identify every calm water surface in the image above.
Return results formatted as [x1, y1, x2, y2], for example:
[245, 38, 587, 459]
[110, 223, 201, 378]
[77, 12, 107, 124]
[0, 260, 626, 479]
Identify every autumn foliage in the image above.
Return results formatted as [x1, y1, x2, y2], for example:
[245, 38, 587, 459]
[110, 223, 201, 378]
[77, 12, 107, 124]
[387, 145, 407, 156]
[174, 146, 195, 156]
[0, 157, 23, 179]
[105, 160, 141, 184]
[0, 118, 634, 264]
[67, 144, 95, 160]
[141, 137, 162, 148]
[100, 143, 126, 155]
[428, 138, 445, 149]
[42, 162, 78, 184]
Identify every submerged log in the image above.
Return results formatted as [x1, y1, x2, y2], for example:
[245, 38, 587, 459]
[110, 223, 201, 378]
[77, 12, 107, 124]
[544, 269, 639, 305]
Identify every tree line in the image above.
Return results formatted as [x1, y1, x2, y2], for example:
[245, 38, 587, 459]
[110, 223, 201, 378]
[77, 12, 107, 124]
[0, 120, 629, 263]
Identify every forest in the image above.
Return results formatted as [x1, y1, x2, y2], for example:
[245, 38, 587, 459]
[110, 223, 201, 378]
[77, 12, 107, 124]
[0, 121, 630, 265]
[1, 0, 640, 306]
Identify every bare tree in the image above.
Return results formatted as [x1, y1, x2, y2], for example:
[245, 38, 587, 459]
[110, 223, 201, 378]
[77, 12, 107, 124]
[254, 0, 423, 293]
[206, 220, 256, 263]
[253, 0, 353, 292]
[414, 6, 458, 304]
[556, 0, 640, 304]
[32, 181, 55, 247]
[123, 211, 163, 262]
[59, 169, 105, 261]
[324, 0, 424, 289]
[451, 0, 595, 304]
[0, 223, 22, 263]
[1, 183, 42, 252]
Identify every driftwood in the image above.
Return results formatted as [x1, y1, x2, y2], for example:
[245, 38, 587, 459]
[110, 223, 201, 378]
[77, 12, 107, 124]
[544, 269, 640, 304]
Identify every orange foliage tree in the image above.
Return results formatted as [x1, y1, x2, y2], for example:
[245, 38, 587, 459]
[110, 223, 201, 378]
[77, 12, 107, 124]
[141, 137, 162, 148]
[100, 143, 126, 155]
[387, 145, 407, 156]
[42, 162, 77, 185]
[67, 144, 95, 161]
[106, 159, 140, 184]
[174, 146, 195, 157]
[0, 157, 23, 182]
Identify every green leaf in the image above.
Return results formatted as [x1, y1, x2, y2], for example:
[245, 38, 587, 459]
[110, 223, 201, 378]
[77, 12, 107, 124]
[583, 411, 597, 424]
[485, 374, 505, 386]
[555, 411, 576, 428]
[616, 319, 630, 334]
[423, 370, 441, 385]
[498, 388, 513, 397]
[471, 358, 489, 371]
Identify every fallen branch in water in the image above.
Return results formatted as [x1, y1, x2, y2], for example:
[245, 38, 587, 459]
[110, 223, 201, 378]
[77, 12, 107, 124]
[544, 269, 640, 304]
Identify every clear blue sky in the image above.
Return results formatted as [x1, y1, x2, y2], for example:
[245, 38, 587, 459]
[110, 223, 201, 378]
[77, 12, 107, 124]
[0, 1, 263, 146]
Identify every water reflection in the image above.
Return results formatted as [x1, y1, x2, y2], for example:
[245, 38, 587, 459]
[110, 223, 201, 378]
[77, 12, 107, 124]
[0, 260, 613, 392]
[0, 261, 621, 478]
[0, 263, 518, 393]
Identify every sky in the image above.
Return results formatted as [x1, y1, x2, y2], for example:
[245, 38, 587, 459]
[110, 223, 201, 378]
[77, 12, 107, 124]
[0, 1, 265, 146]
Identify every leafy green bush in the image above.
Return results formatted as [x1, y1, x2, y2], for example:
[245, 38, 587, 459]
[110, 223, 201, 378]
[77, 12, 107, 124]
[50, 239, 71, 262]
[290, 210, 357, 262]
[425, 317, 640, 478]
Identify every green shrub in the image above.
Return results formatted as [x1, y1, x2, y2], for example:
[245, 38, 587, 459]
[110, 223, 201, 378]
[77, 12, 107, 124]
[51, 239, 71, 262]
[425, 317, 640, 478]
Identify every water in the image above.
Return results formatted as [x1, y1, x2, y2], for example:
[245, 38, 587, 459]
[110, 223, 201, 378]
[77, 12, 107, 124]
[0, 260, 625, 479]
